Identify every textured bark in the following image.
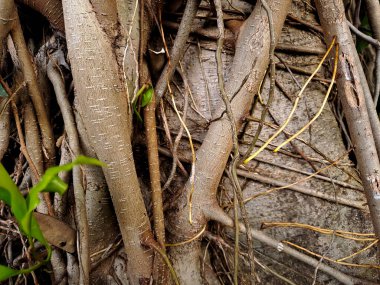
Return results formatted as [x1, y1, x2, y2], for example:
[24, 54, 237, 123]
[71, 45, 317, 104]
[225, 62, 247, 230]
[75, 107, 119, 259]
[24, 100, 50, 214]
[0, 0, 14, 160]
[364, 0, 380, 40]
[167, 1, 292, 284]
[155, 0, 201, 104]
[48, 58, 91, 284]
[24, 100, 43, 182]
[90, 0, 118, 40]
[115, 0, 140, 106]
[11, 10, 56, 169]
[61, 0, 153, 283]
[0, 105, 10, 162]
[0, 0, 16, 41]
[316, 0, 380, 237]
[17, 0, 64, 32]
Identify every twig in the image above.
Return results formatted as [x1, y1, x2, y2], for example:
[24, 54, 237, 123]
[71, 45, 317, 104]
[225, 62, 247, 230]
[243, 152, 346, 203]
[10, 101, 40, 188]
[155, 0, 201, 105]
[262, 222, 376, 241]
[287, 14, 323, 34]
[316, 0, 380, 238]
[163, 66, 189, 191]
[210, 208, 373, 285]
[169, 85, 196, 224]
[274, 43, 339, 152]
[347, 21, 380, 48]
[284, 240, 380, 270]
[159, 101, 188, 176]
[236, 168, 367, 211]
[275, 62, 331, 83]
[275, 43, 326, 55]
[244, 37, 336, 164]
[250, 156, 363, 191]
[205, 231, 298, 285]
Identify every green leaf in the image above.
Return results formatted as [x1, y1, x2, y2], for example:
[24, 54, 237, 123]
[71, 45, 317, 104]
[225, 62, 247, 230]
[132, 84, 153, 122]
[23, 156, 104, 234]
[0, 156, 103, 281]
[0, 83, 7, 98]
[133, 102, 143, 123]
[0, 265, 21, 281]
[141, 86, 154, 107]
[0, 164, 28, 225]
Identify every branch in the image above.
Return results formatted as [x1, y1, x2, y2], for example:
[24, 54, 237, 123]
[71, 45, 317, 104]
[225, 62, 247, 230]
[155, 0, 201, 105]
[316, 0, 380, 238]
[16, 0, 64, 32]
[11, 6, 56, 168]
[0, 104, 10, 162]
[47, 54, 90, 284]
[208, 207, 374, 285]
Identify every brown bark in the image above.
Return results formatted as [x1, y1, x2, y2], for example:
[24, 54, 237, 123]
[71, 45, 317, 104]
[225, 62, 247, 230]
[90, 0, 118, 40]
[74, 100, 120, 285]
[24, 99, 51, 215]
[166, 1, 292, 284]
[16, 0, 64, 32]
[0, 1, 16, 160]
[11, 9, 56, 169]
[0, 0, 16, 41]
[155, 0, 201, 104]
[364, 0, 380, 40]
[61, 0, 153, 283]
[316, 0, 380, 237]
[0, 105, 10, 162]
[115, 0, 140, 107]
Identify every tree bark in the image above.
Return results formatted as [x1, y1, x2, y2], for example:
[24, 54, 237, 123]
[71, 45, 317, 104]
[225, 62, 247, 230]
[61, 0, 153, 283]
[167, 1, 292, 284]
[316, 0, 380, 238]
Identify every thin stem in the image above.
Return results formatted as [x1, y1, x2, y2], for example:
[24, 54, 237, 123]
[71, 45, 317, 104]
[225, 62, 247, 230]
[47, 56, 89, 284]
[11, 10, 56, 168]
[155, 0, 201, 105]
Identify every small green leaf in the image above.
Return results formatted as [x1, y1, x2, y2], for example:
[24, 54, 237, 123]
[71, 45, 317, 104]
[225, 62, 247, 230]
[0, 156, 102, 281]
[0, 265, 21, 281]
[141, 86, 154, 107]
[132, 84, 149, 105]
[0, 165, 28, 225]
[0, 83, 7, 98]
[23, 156, 104, 234]
[133, 103, 143, 123]
[44, 178, 68, 195]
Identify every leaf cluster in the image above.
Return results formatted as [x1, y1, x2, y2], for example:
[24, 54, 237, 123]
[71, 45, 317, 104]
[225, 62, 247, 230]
[0, 156, 103, 281]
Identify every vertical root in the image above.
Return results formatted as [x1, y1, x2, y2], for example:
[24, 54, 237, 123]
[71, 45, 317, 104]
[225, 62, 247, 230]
[11, 8, 56, 168]
[0, 104, 10, 162]
[47, 55, 89, 284]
